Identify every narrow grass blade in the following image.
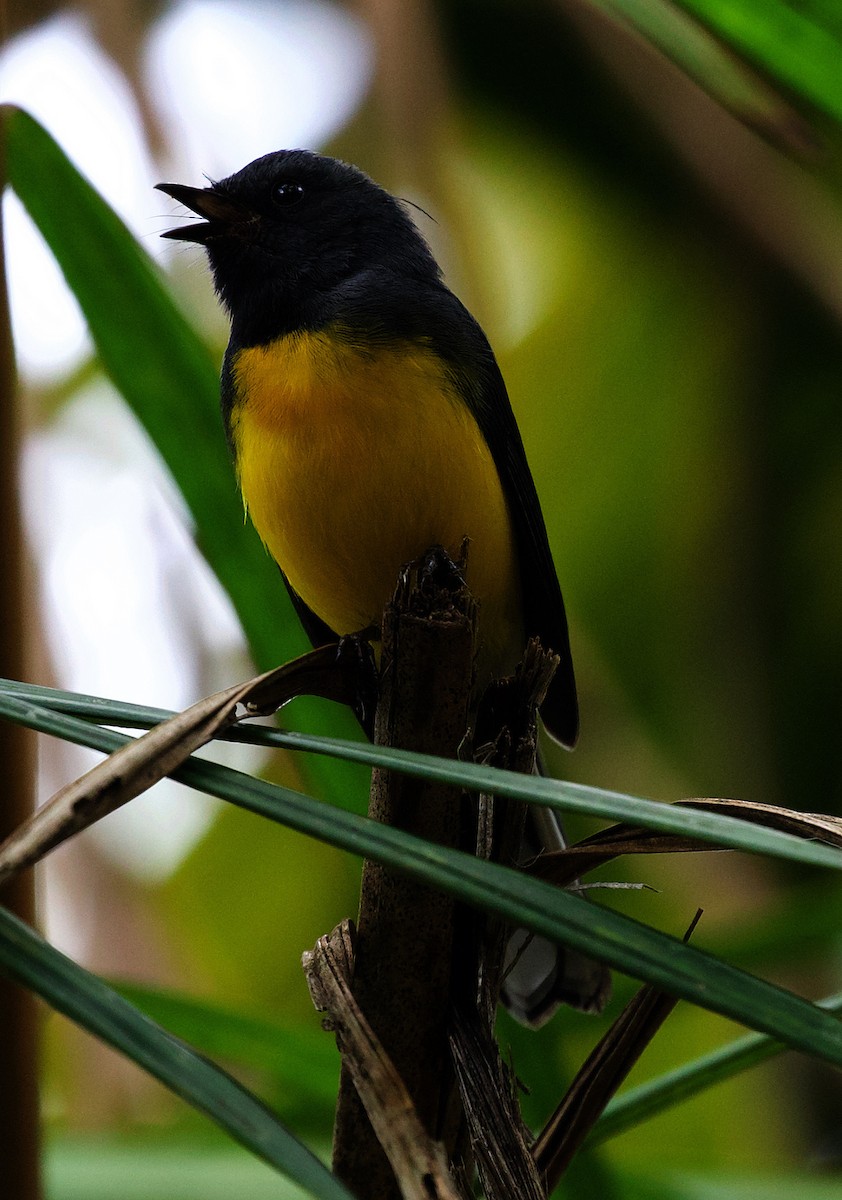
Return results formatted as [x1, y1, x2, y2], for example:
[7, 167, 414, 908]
[3, 693, 842, 1073]
[1, 105, 363, 810]
[0, 907, 352, 1200]
[593, 0, 816, 150]
[1, 106, 288, 672]
[112, 981, 339, 1111]
[589, 989, 842, 1144]
[3, 682, 842, 874]
[671, 0, 842, 126]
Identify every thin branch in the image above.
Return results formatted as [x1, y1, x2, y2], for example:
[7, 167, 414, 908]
[331, 548, 476, 1199]
[0, 93, 42, 1200]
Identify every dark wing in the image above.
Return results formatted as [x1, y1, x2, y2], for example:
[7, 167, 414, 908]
[281, 571, 340, 648]
[439, 299, 579, 748]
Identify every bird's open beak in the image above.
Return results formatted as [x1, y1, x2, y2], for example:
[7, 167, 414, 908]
[155, 183, 243, 243]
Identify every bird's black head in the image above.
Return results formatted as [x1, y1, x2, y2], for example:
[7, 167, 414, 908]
[157, 150, 441, 342]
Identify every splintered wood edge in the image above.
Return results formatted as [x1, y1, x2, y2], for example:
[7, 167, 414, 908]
[303, 921, 463, 1200]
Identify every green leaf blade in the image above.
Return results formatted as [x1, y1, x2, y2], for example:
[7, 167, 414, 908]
[0, 907, 352, 1200]
[2, 105, 297, 674]
[4, 681, 842, 873]
[112, 980, 339, 1114]
[672, 0, 842, 124]
[3, 691, 842, 1076]
[3, 106, 366, 810]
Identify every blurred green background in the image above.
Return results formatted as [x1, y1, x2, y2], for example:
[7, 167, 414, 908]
[4, 0, 842, 1194]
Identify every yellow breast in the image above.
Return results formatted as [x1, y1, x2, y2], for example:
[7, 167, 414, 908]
[228, 326, 524, 683]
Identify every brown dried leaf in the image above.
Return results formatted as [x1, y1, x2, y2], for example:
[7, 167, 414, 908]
[680, 797, 842, 848]
[0, 645, 356, 884]
[528, 796, 842, 889]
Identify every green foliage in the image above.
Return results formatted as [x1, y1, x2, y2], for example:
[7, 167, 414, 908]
[672, 0, 842, 122]
[3, 104, 364, 812]
[0, 905, 352, 1200]
[587, 0, 842, 128]
[4, 680, 842, 871]
[112, 980, 340, 1121]
[590, 989, 842, 1145]
[45, 1139, 317, 1200]
[4, 685, 842, 1072]
[3, 0, 842, 1188]
[2, 107, 279, 666]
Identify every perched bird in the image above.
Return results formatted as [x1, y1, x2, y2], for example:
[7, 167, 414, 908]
[158, 151, 609, 1020]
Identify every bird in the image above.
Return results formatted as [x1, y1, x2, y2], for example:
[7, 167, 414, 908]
[157, 150, 609, 1021]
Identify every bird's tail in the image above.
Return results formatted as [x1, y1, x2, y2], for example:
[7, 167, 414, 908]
[500, 777, 611, 1026]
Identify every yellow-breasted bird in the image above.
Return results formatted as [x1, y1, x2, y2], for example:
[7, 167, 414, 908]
[157, 151, 609, 1021]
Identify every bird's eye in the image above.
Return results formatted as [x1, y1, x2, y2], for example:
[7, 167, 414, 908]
[272, 182, 304, 207]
